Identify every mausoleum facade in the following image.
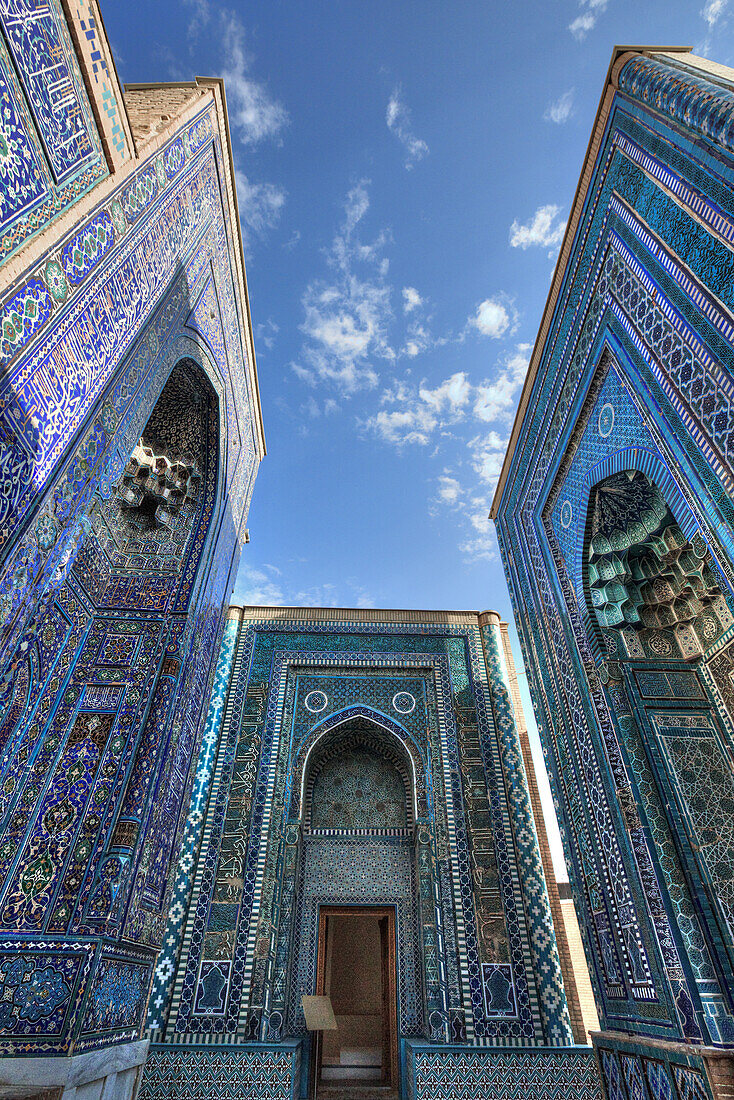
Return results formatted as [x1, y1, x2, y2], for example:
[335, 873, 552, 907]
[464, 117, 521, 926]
[5, 5, 734, 1100]
[0, 2, 263, 1095]
[492, 46, 734, 1100]
[139, 605, 599, 1100]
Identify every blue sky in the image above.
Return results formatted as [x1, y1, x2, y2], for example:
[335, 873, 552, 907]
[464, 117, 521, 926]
[106, 0, 733, 876]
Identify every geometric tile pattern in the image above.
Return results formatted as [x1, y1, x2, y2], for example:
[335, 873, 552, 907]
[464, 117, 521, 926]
[654, 719, 734, 942]
[139, 1044, 300, 1100]
[63, 0, 132, 167]
[0, 0, 97, 183]
[289, 836, 422, 1035]
[494, 47, 734, 1061]
[0, 3, 261, 1069]
[481, 621, 573, 1046]
[673, 1065, 712, 1100]
[596, 1040, 718, 1100]
[0, 52, 48, 233]
[0, 0, 106, 262]
[158, 613, 572, 1056]
[147, 618, 241, 1031]
[410, 1045, 602, 1100]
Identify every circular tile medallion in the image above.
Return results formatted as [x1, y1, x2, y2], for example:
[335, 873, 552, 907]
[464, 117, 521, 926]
[305, 690, 328, 713]
[392, 691, 416, 714]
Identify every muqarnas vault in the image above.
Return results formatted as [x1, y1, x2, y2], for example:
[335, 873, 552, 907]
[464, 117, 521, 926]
[140, 606, 600, 1100]
[0, 1, 263, 1096]
[493, 46, 734, 1100]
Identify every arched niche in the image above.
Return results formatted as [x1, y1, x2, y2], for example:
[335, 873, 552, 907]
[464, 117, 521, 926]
[581, 468, 734, 990]
[294, 708, 425, 824]
[583, 469, 730, 662]
[0, 353, 223, 944]
[75, 356, 219, 610]
[304, 720, 414, 833]
[286, 712, 426, 1042]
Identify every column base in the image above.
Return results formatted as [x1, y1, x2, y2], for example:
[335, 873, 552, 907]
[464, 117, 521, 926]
[593, 1030, 734, 1100]
[0, 1038, 149, 1100]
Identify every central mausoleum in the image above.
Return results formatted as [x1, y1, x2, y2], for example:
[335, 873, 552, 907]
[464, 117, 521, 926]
[140, 606, 599, 1100]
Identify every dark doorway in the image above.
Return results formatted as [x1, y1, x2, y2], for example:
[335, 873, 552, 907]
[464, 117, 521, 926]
[314, 906, 398, 1099]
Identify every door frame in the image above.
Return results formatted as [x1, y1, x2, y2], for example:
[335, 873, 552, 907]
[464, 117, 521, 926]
[314, 904, 399, 1093]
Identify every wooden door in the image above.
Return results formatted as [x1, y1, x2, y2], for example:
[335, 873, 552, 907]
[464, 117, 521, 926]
[315, 906, 399, 1092]
[379, 916, 390, 1084]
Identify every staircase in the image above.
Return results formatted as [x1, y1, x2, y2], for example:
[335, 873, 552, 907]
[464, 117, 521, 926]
[317, 1088, 398, 1100]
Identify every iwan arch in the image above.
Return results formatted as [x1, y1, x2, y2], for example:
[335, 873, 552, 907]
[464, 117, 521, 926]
[0, 6, 732, 1100]
[145, 606, 594, 1099]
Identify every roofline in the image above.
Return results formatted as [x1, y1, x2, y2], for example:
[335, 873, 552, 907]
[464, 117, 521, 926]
[226, 604, 505, 626]
[196, 76, 267, 459]
[124, 79, 267, 459]
[123, 81, 199, 89]
[488, 44, 691, 520]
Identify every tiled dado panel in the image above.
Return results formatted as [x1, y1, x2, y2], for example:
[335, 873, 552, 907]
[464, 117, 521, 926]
[138, 1042, 301, 1100]
[595, 1037, 724, 1100]
[407, 1043, 602, 1100]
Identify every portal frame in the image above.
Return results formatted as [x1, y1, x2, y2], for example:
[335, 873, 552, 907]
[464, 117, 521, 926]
[313, 905, 399, 1098]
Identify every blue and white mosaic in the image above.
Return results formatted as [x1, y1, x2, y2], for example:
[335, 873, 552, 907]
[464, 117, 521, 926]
[494, 45, 734, 1100]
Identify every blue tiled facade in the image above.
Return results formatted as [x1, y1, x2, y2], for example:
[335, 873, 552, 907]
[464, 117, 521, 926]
[142, 607, 598, 1100]
[9, 10, 734, 1100]
[0, 1, 263, 1088]
[492, 48, 734, 1100]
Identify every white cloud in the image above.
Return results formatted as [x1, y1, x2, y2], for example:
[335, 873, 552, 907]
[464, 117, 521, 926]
[569, 0, 609, 38]
[569, 11, 595, 36]
[292, 583, 339, 607]
[283, 229, 301, 250]
[702, 0, 728, 24]
[365, 373, 469, 446]
[299, 396, 339, 419]
[474, 344, 530, 422]
[470, 432, 508, 485]
[432, 475, 497, 562]
[303, 289, 379, 365]
[403, 323, 431, 358]
[419, 372, 471, 413]
[361, 344, 528, 561]
[509, 204, 566, 252]
[234, 170, 286, 241]
[296, 181, 394, 392]
[544, 89, 574, 124]
[365, 345, 527, 449]
[471, 297, 512, 338]
[459, 496, 498, 561]
[402, 286, 423, 313]
[181, 7, 287, 246]
[238, 564, 285, 605]
[386, 87, 429, 169]
[436, 476, 464, 505]
[184, 0, 212, 28]
[365, 403, 438, 446]
[256, 318, 279, 350]
[220, 10, 288, 144]
[236, 562, 374, 609]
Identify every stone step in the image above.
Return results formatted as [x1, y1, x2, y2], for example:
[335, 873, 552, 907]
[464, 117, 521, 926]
[316, 1088, 398, 1100]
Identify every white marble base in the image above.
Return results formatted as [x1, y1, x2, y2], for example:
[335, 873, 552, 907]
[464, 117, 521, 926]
[0, 1038, 149, 1100]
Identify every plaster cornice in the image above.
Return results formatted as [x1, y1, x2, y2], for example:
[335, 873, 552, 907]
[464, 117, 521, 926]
[229, 605, 502, 627]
